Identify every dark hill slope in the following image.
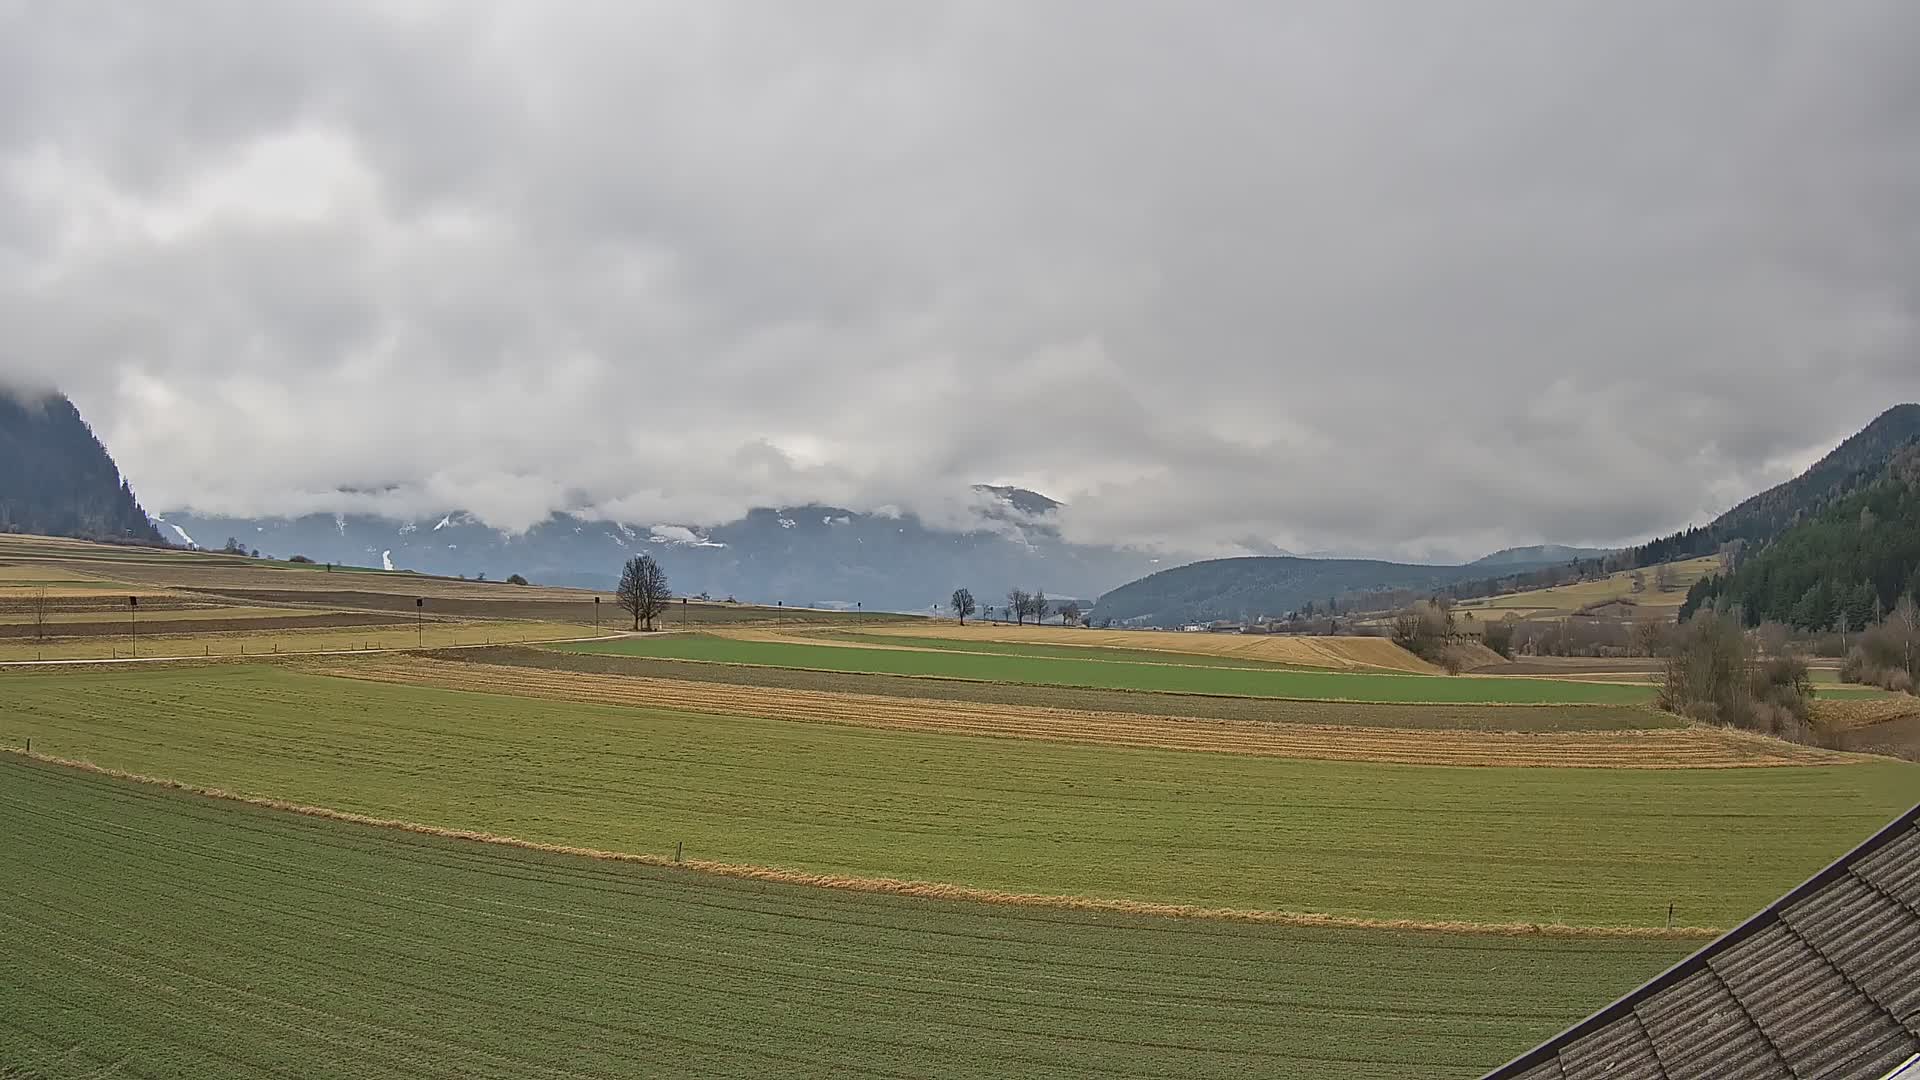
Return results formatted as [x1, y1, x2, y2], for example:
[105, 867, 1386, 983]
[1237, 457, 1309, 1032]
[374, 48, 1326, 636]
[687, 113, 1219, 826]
[1090, 555, 1487, 626]
[1635, 403, 1920, 566]
[0, 392, 162, 543]
[1682, 445, 1920, 628]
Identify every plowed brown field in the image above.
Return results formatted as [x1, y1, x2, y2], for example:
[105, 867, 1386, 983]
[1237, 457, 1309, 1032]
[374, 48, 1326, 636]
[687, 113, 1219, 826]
[313, 656, 1850, 768]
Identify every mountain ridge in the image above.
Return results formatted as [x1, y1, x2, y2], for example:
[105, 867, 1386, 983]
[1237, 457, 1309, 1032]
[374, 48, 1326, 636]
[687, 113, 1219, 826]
[157, 486, 1174, 612]
[0, 392, 163, 544]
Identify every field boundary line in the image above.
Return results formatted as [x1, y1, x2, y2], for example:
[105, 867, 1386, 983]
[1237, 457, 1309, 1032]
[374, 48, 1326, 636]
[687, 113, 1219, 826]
[1, 749, 1723, 941]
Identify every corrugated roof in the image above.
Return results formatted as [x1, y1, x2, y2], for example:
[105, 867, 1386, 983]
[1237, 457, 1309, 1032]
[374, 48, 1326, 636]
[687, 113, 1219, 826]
[1485, 803, 1920, 1080]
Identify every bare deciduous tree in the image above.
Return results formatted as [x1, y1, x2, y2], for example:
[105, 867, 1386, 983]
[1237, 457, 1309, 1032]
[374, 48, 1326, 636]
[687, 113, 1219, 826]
[31, 585, 48, 641]
[1028, 589, 1049, 626]
[1007, 588, 1029, 625]
[617, 554, 671, 631]
[1057, 600, 1082, 626]
[950, 587, 976, 625]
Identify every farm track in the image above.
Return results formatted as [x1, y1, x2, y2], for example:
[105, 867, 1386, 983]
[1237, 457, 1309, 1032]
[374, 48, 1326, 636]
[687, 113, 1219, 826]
[315, 655, 1850, 768]
[0, 756, 1696, 1079]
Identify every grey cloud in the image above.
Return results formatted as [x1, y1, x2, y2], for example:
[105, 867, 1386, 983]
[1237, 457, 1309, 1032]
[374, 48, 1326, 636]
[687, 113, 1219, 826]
[2, 1, 1916, 556]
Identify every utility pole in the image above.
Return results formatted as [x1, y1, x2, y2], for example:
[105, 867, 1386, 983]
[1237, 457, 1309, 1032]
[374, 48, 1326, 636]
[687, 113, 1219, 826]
[594, 596, 601, 634]
[416, 597, 424, 646]
[129, 595, 138, 658]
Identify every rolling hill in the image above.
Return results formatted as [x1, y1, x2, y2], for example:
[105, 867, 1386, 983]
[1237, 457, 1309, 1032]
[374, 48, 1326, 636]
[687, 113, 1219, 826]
[1088, 555, 1497, 626]
[1094, 405, 1920, 628]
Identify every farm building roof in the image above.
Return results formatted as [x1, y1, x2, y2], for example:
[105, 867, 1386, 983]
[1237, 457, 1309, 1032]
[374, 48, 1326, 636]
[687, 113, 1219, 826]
[1484, 802, 1920, 1080]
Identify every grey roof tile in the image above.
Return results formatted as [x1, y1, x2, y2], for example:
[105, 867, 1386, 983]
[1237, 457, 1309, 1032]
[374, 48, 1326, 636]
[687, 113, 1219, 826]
[1558, 1010, 1665, 1080]
[1484, 807, 1920, 1080]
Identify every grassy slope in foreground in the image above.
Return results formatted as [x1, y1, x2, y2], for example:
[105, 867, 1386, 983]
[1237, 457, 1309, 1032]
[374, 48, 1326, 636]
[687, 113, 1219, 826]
[556, 634, 1656, 704]
[0, 758, 1689, 1080]
[7, 665, 1914, 927]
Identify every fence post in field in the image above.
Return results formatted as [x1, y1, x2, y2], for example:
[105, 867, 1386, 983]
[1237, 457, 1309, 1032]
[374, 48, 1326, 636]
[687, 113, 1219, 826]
[675, 841, 683, 864]
[1667, 902, 1674, 928]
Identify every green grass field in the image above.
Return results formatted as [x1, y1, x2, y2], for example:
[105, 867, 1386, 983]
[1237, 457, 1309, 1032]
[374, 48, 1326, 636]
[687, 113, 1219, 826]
[824, 631, 1314, 668]
[0, 757, 1691, 1080]
[461, 646, 1682, 731]
[6, 665, 1913, 927]
[556, 635, 1660, 704]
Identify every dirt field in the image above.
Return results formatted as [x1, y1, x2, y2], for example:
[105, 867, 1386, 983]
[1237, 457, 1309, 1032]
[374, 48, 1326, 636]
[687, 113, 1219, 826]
[312, 654, 1844, 768]
[856, 622, 1444, 673]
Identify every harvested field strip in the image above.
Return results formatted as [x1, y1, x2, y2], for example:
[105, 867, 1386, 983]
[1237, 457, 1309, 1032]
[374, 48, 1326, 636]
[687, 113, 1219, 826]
[0, 757, 1691, 1079]
[857, 623, 1442, 673]
[0, 611, 409, 639]
[323, 656, 1844, 768]
[0, 619, 593, 661]
[1815, 696, 1920, 732]
[555, 634, 1658, 704]
[456, 646, 1682, 732]
[5, 666, 1913, 927]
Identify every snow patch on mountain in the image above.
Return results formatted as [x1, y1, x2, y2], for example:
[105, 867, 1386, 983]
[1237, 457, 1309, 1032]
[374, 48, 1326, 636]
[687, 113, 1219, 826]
[649, 525, 726, 548]
[159, 520, 197, 547]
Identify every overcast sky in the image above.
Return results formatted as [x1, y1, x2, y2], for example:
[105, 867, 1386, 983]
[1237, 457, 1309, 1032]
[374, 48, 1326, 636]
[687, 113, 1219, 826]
[3, 2, 1916, 561]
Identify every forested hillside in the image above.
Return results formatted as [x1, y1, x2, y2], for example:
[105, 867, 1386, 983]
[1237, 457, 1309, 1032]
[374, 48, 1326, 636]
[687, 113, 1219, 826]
[1682, 445, 1920, 628]
[1089, 555, 1491, 626]
[0, 392, 163, 543]
[1632, 403, 1920, 567]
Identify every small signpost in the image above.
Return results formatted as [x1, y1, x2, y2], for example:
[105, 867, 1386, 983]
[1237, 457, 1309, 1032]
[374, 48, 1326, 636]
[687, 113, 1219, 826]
[416, 597, 425, 647]
[128, 595, 138, 658]
[594, 595, 601, 634]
